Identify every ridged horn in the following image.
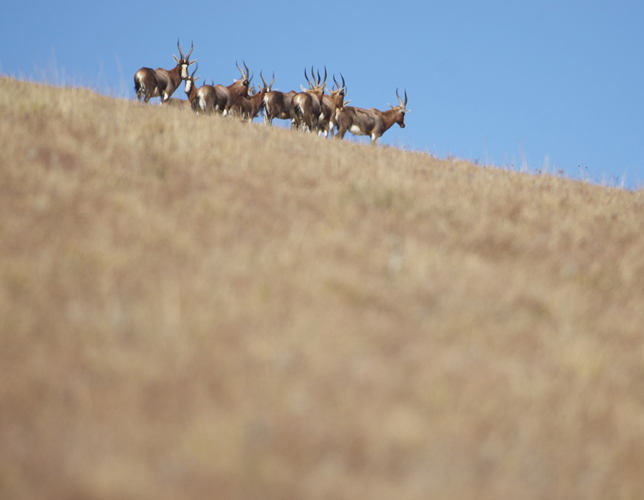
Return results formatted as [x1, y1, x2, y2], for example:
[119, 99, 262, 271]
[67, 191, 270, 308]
[177, 38, 184, 59]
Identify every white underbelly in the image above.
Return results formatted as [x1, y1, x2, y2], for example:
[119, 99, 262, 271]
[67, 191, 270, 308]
[349, 125, 366, 136]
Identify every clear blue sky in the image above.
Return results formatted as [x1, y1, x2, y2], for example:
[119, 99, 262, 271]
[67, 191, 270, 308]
[2, 1, 643, 187]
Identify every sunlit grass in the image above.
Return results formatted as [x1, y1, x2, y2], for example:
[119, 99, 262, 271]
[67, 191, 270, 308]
[2, 77, 644, 500]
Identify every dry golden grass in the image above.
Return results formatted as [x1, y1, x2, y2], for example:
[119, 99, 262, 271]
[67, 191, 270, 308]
[2, 76, 644, 500]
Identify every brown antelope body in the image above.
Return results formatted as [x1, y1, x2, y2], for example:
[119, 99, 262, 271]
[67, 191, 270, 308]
[230, 71, 273, 122]
[263, 89, 297, 126]
[319, 74, 347, 137]
[290, 67, 327, 132]
[195, 62, 251, 115]
[336, 89, 410, 145]
[134, 40, 195, 103]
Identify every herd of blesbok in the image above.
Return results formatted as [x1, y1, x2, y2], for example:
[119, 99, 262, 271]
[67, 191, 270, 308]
[135, 40, 410, 145]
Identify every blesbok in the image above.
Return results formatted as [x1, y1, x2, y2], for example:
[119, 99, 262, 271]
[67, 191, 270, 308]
[230, 71, 274, 122]
[134, 39, 196, 104]
[263, 78, 297, 126]
[183, 62, 201, 110]
[336, 89, 410, 145]
[229, 86, 256, 120]
[195, 62, 251, 115]
[319, 74, 348, 137]
[165, 62, 200, 109]
[290, 67, 327, 132]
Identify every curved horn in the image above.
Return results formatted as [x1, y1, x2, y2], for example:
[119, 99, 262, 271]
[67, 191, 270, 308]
[186, 40, 194, 60]
[236, 61, 244, 77]
[191, 62, 198, 78]
[244, 61, 250, 80]
[333, 74, 339, 91]
[177, 38, 184, 59]
[404, 89, 408, 107]
[322, 67, 327, 88]
[341, 73, 346, 93]
[304, 68, 312, 88]
[396, 88, 404, 107]
[260, 70, 267, 89]
[269, 72, 275, 91]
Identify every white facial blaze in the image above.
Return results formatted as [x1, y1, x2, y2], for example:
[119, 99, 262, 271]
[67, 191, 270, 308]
[181, 64, 188, 79]
[185, 80, 192, 94]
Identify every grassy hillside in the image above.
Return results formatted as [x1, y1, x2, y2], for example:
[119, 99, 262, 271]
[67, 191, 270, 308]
[2, 76, 644, 500]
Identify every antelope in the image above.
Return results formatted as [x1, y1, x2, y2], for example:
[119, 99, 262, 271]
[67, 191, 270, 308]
[230, 71, 274, 122]
[165, 63, 200, 109]
[290, 67, 326, 132]
[336, 89, 410, 145]
[319, 74, 348, 138]
[263, 78, 297, 126]
[134, 39, 196, 104]
[229, 86, 256, 120]
[195, 62, 251, 115]
[183, 62, 201, 110]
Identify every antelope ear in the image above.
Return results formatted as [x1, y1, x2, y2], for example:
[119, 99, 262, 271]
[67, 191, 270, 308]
[173, 54, 180, 63]
[189, 60, 196, 66]
[300, 85, 307, 91]
[344, 100, 351, 106]
[194, 76, 200, 81]
[402, 109, 410, 113]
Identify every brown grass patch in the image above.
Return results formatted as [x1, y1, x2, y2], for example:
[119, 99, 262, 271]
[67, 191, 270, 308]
[2, 77, 644, 499]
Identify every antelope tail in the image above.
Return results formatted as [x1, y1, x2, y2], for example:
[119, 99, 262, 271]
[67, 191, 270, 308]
[294, 103, 304, 120]
[134, 74, 145, 97]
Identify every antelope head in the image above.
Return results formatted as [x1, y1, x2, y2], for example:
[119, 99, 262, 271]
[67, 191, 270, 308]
[184, 62, 200, 96]
[329, 73, 347, 111]
[235, 61, 251, 85]
[234, 61, 252, 97]
[302, 66, 326, 99]
[387, 88, 410, 127]
[173, 39, 196, 79]
[260, 71, 275, 93]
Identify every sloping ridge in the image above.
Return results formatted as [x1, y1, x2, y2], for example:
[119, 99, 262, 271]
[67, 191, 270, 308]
[2, 77, 644, 500]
